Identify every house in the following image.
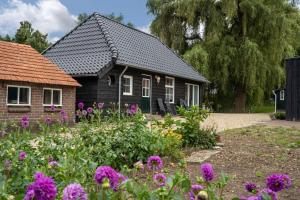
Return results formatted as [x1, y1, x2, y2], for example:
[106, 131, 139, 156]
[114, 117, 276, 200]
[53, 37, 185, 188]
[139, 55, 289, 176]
[286, 57, 300, 120]
[43, 13, 208, 114]
[0, 41, 80, 123]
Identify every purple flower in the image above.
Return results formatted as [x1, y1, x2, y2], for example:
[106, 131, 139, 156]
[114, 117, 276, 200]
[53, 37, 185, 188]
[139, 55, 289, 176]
[24, 172, 57, 200]
[130, 104, 138, 114]
[50, 105, 55, 112]
[153, 173, 166, 187]
[22, 115, 29, 122]
[19, 151, 27, 161]
[21, 115, 30, 128]
[62, 183, 87, 200]
[94, 166, 119, 190]
[45, 117, 51, 125]
[247, 196, 259, 200]
[245, 182, 257, 193]
[266, 174, 290, 192]
[87, 107, 93, 114]
[98, 102, 104, 109]
[200, 163, 214, 182]
[61, 114, 68, 123]
[78, 102, 84, 110]
[189, 184, 204, 200]
[60, 109, 66, 116]
[258, 188, 278, 200]
[147, 156, 163, 171]
[49, 161, 58, 167]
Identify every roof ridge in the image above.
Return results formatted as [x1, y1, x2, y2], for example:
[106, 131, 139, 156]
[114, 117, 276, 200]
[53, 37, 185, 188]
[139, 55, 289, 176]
[92, 12, 159, 40]
[93, 13, 118, 60]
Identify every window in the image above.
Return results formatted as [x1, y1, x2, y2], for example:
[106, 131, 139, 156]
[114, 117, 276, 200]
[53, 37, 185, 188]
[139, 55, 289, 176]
[142, 78, 150, 97]
[280, 90, 285, 101]
[123, 75, 133, 95]
[7, 85, 31, 105]
[165, 77, 175, 103]
[43, 88, 62, 106]
[185, 84, 199, 106]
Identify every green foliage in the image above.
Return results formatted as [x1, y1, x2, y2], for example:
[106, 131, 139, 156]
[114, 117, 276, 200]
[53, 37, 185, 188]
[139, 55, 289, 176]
[0, 21, 51, 52]
[77, 12, 134, 27]
[147, 0, 300, 111]
[154, 106, 217, 148]
[177, 106, 216, 148]
[272, 112, 286, 120]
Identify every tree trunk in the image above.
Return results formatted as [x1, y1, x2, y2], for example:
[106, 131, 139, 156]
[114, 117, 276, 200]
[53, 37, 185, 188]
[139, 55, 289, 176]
[234, 87, 246, 112]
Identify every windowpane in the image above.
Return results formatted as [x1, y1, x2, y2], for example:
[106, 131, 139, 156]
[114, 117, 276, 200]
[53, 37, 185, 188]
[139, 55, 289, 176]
[189, 85, 193, 106]
[7, 87, 18, 104]
[193, 85, 199, 106]
[53, 90, 61, 105]
[123, 76, 133, 95]
[19, 88, 29, 104]
[185, 84, 188, 103]
[43, 90, 52, 105]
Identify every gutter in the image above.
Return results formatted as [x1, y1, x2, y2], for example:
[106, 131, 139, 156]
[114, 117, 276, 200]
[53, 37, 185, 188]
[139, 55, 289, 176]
[118, 66, 128, 116]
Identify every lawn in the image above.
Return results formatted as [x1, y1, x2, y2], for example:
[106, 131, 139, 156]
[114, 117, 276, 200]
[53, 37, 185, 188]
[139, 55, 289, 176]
[186, 125, 300, 200]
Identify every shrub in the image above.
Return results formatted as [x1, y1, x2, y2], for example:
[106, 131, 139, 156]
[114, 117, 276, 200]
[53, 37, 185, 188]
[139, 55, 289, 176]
[272, 112, 286, 120]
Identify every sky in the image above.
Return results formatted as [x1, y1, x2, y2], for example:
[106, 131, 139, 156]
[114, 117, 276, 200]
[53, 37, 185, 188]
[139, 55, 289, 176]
[0, 0, 153, 42]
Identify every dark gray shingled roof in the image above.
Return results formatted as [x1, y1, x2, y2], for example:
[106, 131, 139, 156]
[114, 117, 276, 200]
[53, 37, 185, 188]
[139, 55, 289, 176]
[44, 13, 208, 82]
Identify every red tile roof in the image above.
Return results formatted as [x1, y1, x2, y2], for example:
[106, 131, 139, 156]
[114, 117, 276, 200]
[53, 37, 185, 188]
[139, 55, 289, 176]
[0, 41, 80, 87]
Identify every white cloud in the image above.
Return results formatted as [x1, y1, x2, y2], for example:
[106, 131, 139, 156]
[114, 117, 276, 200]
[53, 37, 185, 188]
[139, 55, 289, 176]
[0, 0, 77, 37]
[137, 23, 151, 34]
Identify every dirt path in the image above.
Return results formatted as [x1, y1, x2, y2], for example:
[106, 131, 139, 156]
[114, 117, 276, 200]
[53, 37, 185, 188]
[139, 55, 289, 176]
[187, 126, 300, 200]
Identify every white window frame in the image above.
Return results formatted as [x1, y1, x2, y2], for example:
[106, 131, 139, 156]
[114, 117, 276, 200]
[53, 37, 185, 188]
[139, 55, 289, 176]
[185, 83, 200, 106]
[142, 78, 150, 97]
[6, 85, 31, 106]
[123, 75, 133, 96]
[43, 88, 62, 106]
[280, 90, 285, 101]
[165, 76, 175, 103]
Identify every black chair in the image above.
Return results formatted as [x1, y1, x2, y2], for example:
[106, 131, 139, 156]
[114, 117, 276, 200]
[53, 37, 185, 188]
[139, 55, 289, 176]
[165, 101, 177, 115]
[157, 98, 166, 116]
[180, 99, 188, 109]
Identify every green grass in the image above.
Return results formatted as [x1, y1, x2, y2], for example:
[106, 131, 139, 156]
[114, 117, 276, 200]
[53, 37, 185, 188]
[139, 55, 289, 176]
[225, 125, 300, 148]
[250, 104, 274, 113]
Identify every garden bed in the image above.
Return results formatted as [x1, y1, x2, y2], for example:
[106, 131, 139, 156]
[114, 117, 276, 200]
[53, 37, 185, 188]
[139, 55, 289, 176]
[186, 126, 300, 200]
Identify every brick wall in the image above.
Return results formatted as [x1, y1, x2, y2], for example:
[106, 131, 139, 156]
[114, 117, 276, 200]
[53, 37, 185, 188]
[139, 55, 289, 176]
[0, 81, 76, 123]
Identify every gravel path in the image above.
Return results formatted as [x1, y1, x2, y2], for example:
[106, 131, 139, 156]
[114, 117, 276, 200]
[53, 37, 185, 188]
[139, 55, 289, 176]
[201, 113, 271, 132]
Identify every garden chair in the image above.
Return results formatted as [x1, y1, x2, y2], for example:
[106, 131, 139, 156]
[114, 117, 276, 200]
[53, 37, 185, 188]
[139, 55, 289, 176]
[165, 101, 177, 116]
[157, 98, 166, 116]
[180, 99, 188, 109]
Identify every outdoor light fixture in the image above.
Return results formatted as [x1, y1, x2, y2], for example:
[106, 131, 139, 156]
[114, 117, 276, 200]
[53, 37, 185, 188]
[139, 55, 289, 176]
[155, 75, 161, 84]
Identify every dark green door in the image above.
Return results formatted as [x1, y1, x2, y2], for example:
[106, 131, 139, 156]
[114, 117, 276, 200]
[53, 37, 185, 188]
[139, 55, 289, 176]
[140, 78, 151, 113]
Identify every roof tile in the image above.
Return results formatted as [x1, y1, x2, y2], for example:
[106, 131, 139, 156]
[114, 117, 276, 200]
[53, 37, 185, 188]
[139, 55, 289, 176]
[0, 41, 80, 87]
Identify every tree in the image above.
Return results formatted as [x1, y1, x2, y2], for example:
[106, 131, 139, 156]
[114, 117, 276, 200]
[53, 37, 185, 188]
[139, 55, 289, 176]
[147, 0, 300, 112]
[77, 13, 134, 27]
[1, 21, 51, 52]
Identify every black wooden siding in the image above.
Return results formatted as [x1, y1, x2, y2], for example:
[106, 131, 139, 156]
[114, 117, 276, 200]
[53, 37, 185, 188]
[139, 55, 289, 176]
[286, 58, 300, 121]
[95, 65, 205, 114]
[74, 76, 98, 107]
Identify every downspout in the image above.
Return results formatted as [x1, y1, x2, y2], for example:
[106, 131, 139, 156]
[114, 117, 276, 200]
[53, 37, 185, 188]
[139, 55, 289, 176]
[118, 66, 128, 116]
[272, 90, 277, 113]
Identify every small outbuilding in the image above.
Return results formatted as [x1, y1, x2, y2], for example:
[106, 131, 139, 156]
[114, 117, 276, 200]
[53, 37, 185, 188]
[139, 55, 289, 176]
[0, 41, 80, 123]
[286, 57, 300, 121]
